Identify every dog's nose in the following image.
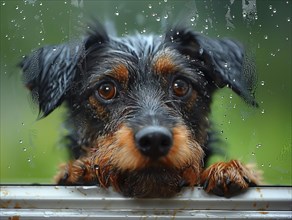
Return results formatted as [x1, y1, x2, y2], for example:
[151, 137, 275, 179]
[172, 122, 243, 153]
[135, 126, 173, 159]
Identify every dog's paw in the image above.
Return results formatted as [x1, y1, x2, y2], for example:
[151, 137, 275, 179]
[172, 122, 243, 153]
[55, 159, 97, 185]
[200, 160, 261, 197]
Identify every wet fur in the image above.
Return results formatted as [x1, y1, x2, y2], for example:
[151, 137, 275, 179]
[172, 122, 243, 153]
[21, 22, 260, 198]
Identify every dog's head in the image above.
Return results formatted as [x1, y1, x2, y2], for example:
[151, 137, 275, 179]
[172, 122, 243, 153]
[21, 23, 256, 197]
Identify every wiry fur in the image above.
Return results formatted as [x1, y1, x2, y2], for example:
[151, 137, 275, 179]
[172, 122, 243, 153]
[21, 22, 260, 198]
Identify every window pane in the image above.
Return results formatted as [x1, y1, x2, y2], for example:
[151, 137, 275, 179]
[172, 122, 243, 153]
[0, 0, 291, 186]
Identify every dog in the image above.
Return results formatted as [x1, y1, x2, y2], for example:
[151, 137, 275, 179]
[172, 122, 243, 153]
[21, 21, 261, 198]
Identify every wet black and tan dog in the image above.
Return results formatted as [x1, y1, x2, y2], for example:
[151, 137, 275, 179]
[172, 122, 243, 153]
[21, 22, 261, 198]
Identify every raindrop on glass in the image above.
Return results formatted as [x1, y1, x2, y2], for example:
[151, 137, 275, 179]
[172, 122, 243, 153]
[19, 140, 23, 144]
[23, 148, 27, 152]
[288, 17, 290, 22]
[148, 4, 152, 9]
[264, 35, 268, 40]
[261, 81, 265, 86]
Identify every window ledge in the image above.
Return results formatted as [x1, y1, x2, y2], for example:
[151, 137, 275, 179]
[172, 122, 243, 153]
[0, 185, 291, 219]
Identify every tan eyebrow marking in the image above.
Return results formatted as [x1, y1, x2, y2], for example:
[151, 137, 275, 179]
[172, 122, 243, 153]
[112, 64, 129, 84]
[153, 54, 177, 75]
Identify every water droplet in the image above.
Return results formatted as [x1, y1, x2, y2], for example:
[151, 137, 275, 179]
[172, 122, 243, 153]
[164, 0, 167, 2]
[251, 152, 255, 156]
[2, 2, 5, 6]
[164, 14, 168, 19]
[273, 8, 277, 13]
[23, 148, 27, 152]
[264, 35, 268, 40]
[261, 81, 265, 86]
[261, 109, 265, 114]
[261, 164, 264, 167]
[16, 5, 19, 10]
[27, 158, 31, 163]
[268, 164, 272, 168]
[156, 17, 161, 22]
[115, 11, 119, 16]
[148, 4, 152, 9]
[19, 140, 23, 144]
[288, 17, 290, 22]
[269, 5, 272, 10]
[21, 122, 25, 126]
[256, 143, 262, 148]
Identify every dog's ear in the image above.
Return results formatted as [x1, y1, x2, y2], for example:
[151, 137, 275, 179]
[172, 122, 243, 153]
[21, 23, 109, 118]
[21, 43, 84, 117]
[165, 27, 257, 106]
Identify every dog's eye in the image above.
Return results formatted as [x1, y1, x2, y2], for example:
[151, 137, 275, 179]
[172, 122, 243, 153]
[97, 82, 117, 100]
[172, 78, 191, 97]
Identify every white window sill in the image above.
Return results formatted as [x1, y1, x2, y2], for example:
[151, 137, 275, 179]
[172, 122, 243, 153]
[0, 185, 291, 219]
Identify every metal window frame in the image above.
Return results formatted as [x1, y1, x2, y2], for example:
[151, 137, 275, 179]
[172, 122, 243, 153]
[0, 185, 291, 219]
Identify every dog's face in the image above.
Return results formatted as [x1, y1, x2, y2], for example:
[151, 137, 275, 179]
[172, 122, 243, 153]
[21, 24, 256, 197]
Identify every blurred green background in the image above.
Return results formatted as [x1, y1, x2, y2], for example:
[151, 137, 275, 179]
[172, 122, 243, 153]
[0, 0, 291, 185]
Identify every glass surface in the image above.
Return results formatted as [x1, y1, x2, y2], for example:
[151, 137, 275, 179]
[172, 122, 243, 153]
[0, 0, 291, 185]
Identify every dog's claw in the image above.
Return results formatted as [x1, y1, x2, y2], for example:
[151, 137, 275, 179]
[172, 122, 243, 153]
[58, 172, 69, 184]
[243, 175, 251, 183]
[225, 176, 231, 185]
[202, 179, 209, 190]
